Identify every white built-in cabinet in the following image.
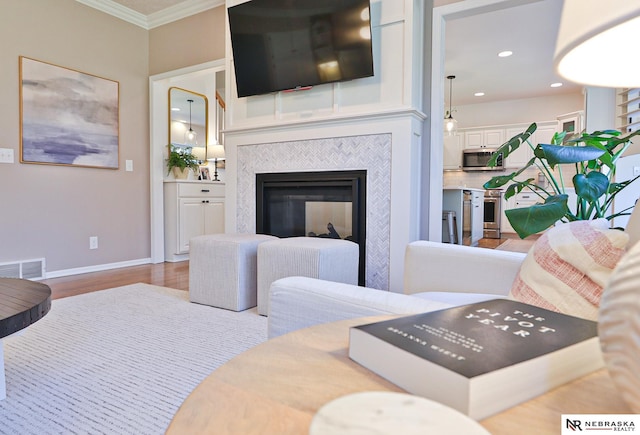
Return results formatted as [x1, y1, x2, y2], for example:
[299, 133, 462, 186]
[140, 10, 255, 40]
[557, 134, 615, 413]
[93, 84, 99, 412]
[164, 181, 225, 261]
[464, 129, 504, 149]
[503, 123, 557, 168]
[443, 133, 464, 170]
[443, 121, 559, 171]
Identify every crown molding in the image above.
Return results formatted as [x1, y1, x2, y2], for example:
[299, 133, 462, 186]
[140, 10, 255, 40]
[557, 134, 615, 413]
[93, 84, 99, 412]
[76, 0, 147, 28]
[75, 0, 224, 30]
[148, 0, 225, 29]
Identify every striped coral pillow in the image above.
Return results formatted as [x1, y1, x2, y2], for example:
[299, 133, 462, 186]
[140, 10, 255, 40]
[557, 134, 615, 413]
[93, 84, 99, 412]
[508, 219, 629, 320]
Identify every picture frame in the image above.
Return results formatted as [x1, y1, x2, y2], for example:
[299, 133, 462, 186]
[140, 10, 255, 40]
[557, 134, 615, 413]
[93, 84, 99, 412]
[19, 56, 119, 169]
[200, 166, 211, 181]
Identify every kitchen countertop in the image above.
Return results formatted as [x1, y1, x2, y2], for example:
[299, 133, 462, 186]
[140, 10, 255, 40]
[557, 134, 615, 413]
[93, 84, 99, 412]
[443, 186, 485, 192]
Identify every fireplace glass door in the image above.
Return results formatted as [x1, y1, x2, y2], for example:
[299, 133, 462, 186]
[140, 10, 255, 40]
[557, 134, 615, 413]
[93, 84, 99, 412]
[256, 170, 366, 285]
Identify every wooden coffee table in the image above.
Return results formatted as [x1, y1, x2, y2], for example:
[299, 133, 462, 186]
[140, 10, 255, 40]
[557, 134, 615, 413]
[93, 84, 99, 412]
[0, 278, 51, 399]
[167, 316, 631, 435]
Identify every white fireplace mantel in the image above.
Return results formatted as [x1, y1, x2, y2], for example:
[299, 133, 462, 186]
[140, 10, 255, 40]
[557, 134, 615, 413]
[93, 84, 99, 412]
[225, 110, 425, 292]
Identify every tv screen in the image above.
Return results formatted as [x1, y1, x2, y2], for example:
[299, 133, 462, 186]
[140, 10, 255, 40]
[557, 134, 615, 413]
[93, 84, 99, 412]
[228, 0, 374, 98]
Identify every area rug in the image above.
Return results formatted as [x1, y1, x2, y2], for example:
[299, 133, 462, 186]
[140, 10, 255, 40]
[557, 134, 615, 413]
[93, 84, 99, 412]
[0, 283, 268, 435]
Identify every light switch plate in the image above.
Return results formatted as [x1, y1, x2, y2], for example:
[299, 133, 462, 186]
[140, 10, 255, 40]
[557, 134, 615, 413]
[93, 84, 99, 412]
[0, 148, 14, 163]
[125, 160, 133, 171]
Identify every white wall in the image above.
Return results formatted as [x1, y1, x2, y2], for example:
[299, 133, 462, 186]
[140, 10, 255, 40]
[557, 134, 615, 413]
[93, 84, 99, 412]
[454, 92, 584, 128]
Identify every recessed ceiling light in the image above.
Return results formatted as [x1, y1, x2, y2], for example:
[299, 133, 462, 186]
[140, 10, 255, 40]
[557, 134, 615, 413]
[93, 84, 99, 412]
[171, 107, 180, 111]
[474, 92, 485, 97]
[498, 51, 513, 57]
[550, 82, 563, 88]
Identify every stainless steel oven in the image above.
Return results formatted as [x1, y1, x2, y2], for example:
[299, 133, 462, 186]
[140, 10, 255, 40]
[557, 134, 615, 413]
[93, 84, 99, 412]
[483, 189, 502, 239]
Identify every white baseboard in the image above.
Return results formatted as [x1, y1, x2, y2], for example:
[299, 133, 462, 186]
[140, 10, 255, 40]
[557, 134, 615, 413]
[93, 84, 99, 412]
[44, 258, 152, 279]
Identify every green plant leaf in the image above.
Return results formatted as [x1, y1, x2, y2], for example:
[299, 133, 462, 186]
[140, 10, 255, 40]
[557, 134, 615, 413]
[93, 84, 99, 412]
[488, 122, 537, 166]
[506, 195, 569, 239]
[483, 173, 517, 189]
[538, 144, 605, 168]
[573, 171, 609, 202]
[483, 156, 536, 190]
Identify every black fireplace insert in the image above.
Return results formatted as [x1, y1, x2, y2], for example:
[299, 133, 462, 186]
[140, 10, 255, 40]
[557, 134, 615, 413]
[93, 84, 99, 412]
[256, 170, 366, 285]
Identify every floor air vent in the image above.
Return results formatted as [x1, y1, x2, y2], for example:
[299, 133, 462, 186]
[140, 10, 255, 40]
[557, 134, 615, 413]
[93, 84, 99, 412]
[0, 259, 46, 280]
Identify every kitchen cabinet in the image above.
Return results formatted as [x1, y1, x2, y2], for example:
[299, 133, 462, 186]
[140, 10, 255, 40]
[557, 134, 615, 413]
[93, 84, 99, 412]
[504, 126, 531, 168]
[464, 129, 504, 149]
[503, 122, 558, 169]
[443, 133, 464, 170]
[470, 190, 484, 245]
[164, 181, 225, 261]
[534, 124, 557, 146]
[442, 188, 484, 246]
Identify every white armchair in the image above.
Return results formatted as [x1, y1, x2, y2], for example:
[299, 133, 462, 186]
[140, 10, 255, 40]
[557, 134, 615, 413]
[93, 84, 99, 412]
[268, 203, 640, 338]
[267, 241, 526, 338]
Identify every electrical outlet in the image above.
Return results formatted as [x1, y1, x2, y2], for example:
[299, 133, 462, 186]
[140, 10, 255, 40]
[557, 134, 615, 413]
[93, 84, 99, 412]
[633, 166, 640, 176]
[89, 236, 98, 250]
[0, 148, 14, 164]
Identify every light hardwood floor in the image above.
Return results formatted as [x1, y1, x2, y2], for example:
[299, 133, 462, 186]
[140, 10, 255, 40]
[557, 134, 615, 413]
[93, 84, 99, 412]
[41, 261, 190, 300]
[41, 235, 536, 300]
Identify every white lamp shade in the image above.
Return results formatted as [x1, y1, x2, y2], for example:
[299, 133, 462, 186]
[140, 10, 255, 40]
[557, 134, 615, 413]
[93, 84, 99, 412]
[207, 144, 226, 161]
[555, 0, 640, 87]
[192, 146, 206, 162]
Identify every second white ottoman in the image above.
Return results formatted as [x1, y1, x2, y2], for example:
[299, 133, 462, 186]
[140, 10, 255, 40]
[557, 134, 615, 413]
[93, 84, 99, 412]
[257, 237, 359, 316]
[189, 233, 277, 311]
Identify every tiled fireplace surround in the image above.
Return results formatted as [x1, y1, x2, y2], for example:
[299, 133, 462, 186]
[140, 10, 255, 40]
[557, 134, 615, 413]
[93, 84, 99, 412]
[236, 134, 392, 291]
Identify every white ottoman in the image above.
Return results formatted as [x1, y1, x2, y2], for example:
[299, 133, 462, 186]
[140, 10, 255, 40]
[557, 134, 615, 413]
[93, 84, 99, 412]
[257, 237, 359, 316]
[189, 233, 278, 311]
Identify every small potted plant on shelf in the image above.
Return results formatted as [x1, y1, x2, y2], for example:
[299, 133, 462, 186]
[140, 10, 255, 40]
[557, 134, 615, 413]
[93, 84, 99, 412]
[167, 144, 200, 179]
[483, 122, 640, 239]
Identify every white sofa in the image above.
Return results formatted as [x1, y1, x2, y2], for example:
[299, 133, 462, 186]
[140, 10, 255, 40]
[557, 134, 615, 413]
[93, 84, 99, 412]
[267, 241, 526, 338]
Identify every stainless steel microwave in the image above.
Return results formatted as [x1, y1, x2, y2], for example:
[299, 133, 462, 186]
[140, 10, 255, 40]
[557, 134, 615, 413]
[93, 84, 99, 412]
[462, 148, 504, 171]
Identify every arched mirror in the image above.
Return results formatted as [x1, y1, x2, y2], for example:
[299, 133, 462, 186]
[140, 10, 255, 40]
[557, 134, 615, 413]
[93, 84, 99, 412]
[168, 87, 208, 162]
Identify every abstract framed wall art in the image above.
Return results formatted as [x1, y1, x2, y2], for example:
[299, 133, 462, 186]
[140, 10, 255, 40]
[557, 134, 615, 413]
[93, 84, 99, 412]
[19, 56, 119, 169]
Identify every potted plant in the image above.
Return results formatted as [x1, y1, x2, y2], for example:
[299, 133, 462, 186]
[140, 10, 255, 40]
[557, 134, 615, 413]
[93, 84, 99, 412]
[483, 122, 640, 239]
[167, 144, 200, 179]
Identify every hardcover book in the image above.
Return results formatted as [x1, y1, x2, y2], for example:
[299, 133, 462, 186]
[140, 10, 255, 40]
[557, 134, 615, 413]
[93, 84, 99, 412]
[348, 299, 603, 420]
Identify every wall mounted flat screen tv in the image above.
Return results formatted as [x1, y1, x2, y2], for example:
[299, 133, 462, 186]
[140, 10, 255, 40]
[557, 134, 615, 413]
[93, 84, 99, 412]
[228, 0, 374, 98]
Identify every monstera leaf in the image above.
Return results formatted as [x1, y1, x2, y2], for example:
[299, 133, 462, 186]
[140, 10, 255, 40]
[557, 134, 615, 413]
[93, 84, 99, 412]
[573, 171, 609, 202]
[536, 144, 605, 168]
[505, 195, 569, 239]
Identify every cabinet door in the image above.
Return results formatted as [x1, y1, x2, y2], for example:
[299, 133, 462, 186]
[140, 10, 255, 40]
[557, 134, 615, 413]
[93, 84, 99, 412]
[484, 129, 504, 147]
[179, 198, 206, 253]
[204, 200, 225, 235]
[465, 131, 483, 148]
[501, 196, 515, 233]
[534, 125, 557, 146]
[443, 133, 463, 170]
[471, 192, 484, 244]
[504, 126, 531, 168]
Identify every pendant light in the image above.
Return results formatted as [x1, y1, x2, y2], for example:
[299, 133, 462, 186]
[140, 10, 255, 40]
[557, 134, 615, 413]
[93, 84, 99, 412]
[444, 75, 458, 136]
[185, 99, 197, 146]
